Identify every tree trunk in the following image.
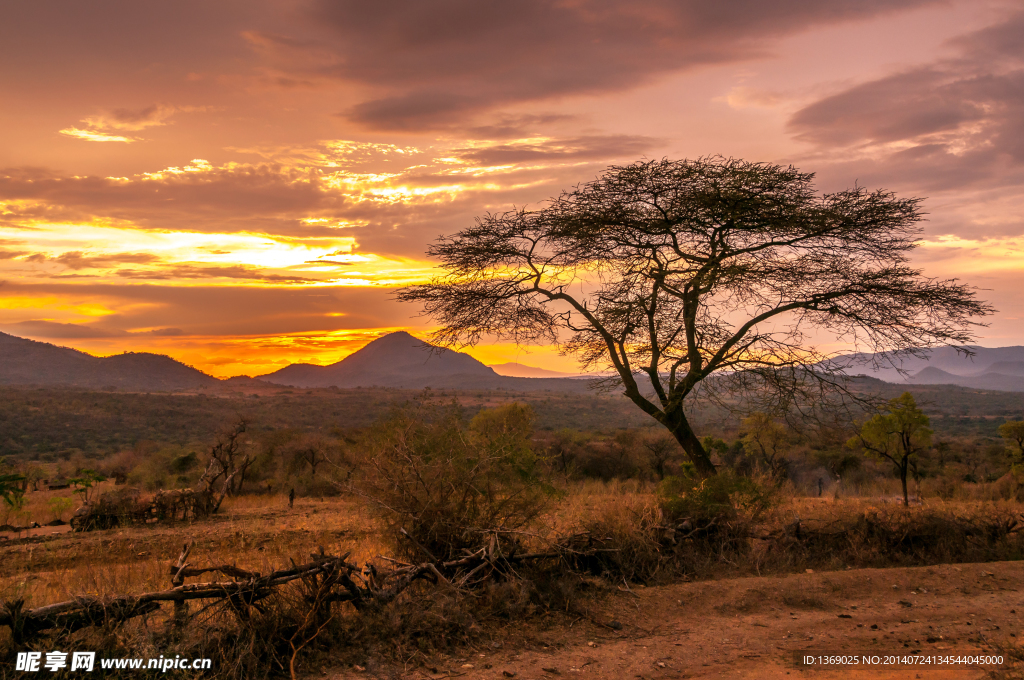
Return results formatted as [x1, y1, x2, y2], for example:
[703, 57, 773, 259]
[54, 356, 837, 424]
[665, 408, 717, 478]
[900, 458, 909, 507]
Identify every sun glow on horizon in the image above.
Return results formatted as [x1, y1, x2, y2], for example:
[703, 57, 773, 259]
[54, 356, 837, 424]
[5, 0, 1022, 379]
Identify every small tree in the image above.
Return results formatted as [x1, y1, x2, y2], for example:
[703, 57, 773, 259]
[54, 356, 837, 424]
[548, 428, 586, 478]
[848, 392, 931, 506]
[286, 435, 335, 478]
[400, 157, 992, 479]
[740, 412, 790, 480]
[641, 431, 678, 481]
[47, 496, 74, 523]
[999, 420, 1024, 465]
[198, 419, 252, 504]
[1, 473, 27, 526]
[469, 401, 537, 467]
[68, 469, 106, 503]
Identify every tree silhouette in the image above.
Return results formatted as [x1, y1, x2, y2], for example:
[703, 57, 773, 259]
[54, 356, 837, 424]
[399, 158, 992, 477]
[740, 412, 790, 480]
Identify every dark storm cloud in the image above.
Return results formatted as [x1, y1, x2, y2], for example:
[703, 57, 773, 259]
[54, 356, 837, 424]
[252, 0, 944, 130]
[788, 11, 1024, 192]
[0, 0, 275, 83]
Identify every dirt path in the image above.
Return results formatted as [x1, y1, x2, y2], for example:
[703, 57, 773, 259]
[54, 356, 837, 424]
[328, 561, 1023, 680]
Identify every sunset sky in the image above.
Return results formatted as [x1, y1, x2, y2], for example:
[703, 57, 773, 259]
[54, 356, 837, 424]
[2, 0, 1023, 377]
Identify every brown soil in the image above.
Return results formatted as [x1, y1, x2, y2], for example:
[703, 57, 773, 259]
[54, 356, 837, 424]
[328, 561, 1023, 680]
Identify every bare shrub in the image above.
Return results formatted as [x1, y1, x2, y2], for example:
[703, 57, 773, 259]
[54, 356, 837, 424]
[572, 493, 667, 582]
[354, 398, 550, 562]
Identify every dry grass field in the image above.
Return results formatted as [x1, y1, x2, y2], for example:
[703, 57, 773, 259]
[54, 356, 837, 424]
[2, 387, 1023, 678]
[2, 482, 1023, 679]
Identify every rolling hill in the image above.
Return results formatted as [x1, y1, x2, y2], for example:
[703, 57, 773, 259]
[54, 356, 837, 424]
[832, 346, 1024, 392]
[487, 362, 581, 378]
[3, 328, 1022, 394]
[0, 332, 219, 390]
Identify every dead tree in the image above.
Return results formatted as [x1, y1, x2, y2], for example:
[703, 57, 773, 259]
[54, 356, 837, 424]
[196, 419, 252, 511]
[287, 435, 333, 478]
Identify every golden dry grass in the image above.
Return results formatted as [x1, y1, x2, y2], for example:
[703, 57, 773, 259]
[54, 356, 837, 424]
[4, 481, 1024, 608]
[0, 494, 385, 610]
[2, 480, 1023, 680]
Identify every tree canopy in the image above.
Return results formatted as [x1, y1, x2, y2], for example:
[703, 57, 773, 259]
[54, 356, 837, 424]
[399, 157, 992, 477]
[849, 392, 932, 506]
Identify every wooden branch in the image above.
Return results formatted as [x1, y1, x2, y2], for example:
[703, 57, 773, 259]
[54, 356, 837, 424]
[0, 536, 625, 641]
[0, 555, 355, 634]
[168, 564, 259, 580]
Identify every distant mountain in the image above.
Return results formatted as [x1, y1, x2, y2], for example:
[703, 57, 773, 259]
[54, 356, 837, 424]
[907, 366, 1024, 392]
[257, 331, 593, 391]
[975, 361, 1024, 377]
[834, 345, 1024, 381]
[0, 332, 218, 390]
[258, 331, 498, 388]
[488, 362, 580, 378]
[831, 346, 1024, 392]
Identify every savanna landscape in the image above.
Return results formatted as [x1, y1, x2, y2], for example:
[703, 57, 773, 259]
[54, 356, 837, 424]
[5, 2, 1024, 677]
[2, 360, 1024, 679]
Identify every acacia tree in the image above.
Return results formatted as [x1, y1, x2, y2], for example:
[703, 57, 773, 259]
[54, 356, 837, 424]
[399, 158, 991, 478]
[848, 392, 932, 506]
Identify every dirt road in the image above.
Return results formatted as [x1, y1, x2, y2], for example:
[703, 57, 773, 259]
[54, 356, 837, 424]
[329, 561, 1022, 680]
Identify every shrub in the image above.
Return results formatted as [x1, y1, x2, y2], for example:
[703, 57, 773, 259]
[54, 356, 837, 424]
[658, 469, 778, 523]
[47, 496, 74, 522]
[575, 493, 666, 582]
[355, 398, 551, 561]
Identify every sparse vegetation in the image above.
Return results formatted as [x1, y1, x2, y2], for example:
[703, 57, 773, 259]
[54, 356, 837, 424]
[1, 385, 1023, 678]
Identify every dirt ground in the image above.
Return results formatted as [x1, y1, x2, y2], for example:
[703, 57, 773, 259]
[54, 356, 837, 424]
[2, 498, 1021, 679]
[327, 561, 1022, 680]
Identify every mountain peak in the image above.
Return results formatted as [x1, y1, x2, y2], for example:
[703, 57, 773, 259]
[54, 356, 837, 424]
[258, 331, 496, 388]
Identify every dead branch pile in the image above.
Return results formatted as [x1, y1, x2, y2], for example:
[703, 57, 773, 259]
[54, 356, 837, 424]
[0, 534, 583, 645]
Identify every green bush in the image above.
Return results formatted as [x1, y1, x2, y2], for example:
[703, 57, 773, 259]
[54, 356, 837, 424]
[47, 496, 74, 522]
